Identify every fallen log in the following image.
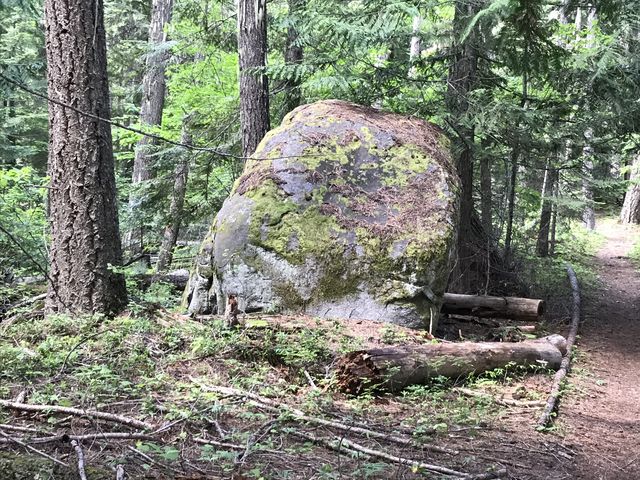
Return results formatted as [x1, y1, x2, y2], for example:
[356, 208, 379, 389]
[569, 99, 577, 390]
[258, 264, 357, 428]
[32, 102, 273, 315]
[336, 335, 566, 394]
[537, 264, 581, 429]
[133, 271, 189, 291]
[442, 293, 545, 321]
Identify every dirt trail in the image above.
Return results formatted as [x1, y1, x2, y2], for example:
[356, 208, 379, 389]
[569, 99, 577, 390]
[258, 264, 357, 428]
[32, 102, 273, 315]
[563, 220, 640, 479]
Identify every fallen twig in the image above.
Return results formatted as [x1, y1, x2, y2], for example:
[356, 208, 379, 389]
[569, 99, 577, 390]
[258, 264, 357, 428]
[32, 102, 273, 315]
[537, 264, 581, 429]
[0, 429, 68, 468]
[193, 436, 281, 454]
[0, 399, 154, 431]
[294, 431, 503, 479]
[194, 381, 457, 455]
[303, 370, 319, 390]
[0, 423, 44, 434]
[71, 439, 88, 480]
[116, 464, 126, 480]
[6, 293, 47, 312]
[235, 419, 279, 466]
[0, 431, 154, 445]
[212, 420, 226, 438]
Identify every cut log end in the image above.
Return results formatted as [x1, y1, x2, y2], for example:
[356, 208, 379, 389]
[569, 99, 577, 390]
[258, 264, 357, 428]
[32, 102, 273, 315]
[335, 351, 383, 395]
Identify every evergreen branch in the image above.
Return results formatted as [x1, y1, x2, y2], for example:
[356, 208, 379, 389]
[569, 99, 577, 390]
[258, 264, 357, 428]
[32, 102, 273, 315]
[0, 72, 327, 163]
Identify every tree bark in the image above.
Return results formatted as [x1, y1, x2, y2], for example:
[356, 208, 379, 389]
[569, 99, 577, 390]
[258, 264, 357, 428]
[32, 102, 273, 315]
[479, 146, 492, 237]
[620, 154, 640, 224]
[582, 127, 596, 230]
[44, 0, 127, 314]
[536, 161, 557, 257]
[336, 335, 566, 394]
[549, 149, 563, 256]
[238, 0, 270, 158]
[133, 0, 173, 183]
[283, 0, 304, 115]
[581, 8, 597, 230]
[441, 293, 545, 321]
[156, 119, 191, 272]
[446, 1, 480, 276]
[504, 62, 529, 262]
[408, 15, 421, 78]
[445, 1, 483, 289]
[503, 146, 519, 262]
[128, 0, 174, 252]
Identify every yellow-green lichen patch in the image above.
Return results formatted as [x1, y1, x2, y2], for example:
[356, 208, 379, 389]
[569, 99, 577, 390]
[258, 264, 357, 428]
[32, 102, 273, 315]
[245, 179, 297, 229]
[272, 280, 306, 309]
[378, 144, 432, 188]
[297, 133, 364, 171]
[404, 230, 452, 270]
[313, 259, 360, 301]
[358, 125, 375, 145]
[246, 179, 345, 265]
[188, 100, 459, 329]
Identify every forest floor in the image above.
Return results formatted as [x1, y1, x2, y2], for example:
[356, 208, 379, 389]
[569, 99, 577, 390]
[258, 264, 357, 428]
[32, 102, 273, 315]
[0, 219, 639, 479]
[470, 217, 640, 480]
[558, 219, 640, 479]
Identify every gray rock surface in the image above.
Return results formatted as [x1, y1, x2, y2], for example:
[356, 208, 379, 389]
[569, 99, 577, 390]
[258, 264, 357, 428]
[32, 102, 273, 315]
[185, 100, 459, 329]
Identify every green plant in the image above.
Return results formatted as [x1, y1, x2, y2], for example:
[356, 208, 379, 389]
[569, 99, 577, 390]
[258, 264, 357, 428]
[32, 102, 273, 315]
[379, 325, 408, 344]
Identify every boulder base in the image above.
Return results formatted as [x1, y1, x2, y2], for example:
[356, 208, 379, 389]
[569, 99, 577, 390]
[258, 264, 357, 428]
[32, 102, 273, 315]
[185, 100, 459, 329]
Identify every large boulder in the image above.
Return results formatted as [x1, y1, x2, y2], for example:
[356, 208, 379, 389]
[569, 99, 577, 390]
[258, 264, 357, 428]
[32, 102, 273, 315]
[185, 100, 459, 329]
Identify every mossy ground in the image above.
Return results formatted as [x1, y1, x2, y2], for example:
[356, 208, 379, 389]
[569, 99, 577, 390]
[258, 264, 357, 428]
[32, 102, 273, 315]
[0, 283, 560, 479]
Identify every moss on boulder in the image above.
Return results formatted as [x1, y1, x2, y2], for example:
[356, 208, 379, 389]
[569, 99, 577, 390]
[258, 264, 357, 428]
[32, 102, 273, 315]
[185, 100, 459, 329]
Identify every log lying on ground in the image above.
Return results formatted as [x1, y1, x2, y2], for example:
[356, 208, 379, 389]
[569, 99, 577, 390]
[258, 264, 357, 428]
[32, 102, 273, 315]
[537, 264, 581, 429]
[442, 293, 545, 321]
[133, 271, 189, 291]
[336, 335, 566, 394]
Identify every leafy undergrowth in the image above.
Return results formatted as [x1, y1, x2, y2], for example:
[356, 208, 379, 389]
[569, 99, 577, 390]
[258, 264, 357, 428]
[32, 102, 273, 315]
[0, 299, 561, 479]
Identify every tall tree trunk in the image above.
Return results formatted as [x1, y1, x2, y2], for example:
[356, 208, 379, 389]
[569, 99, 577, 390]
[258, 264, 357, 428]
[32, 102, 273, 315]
[581, 8, 597, 231]
[504, 147, 519, 262]
[238, 0, 270, 158]
[156, 119, 192, 272]
[479, 144, 492, 237]
[504, 62, 529, 263]
[127, 0, 174, 252]
[446, 0, 481, 282]
[283, 0, 304, 115]
[549, 174, 559, 256]
[537, 161, 557, 257]
[620, 154, 640, 224]
[582, 127, 596, 230]
[44, 0, 127, 314]
[408, 15, 421, 78]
